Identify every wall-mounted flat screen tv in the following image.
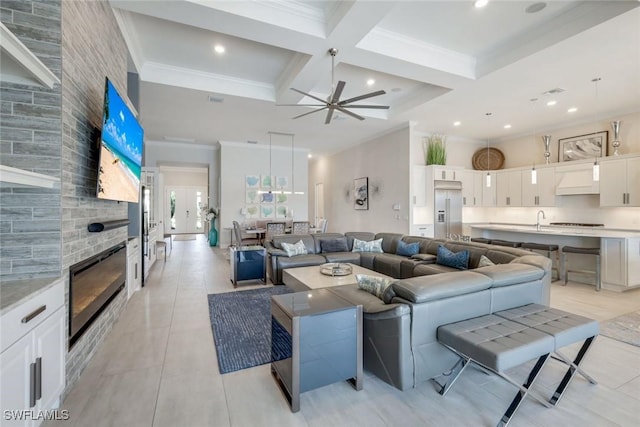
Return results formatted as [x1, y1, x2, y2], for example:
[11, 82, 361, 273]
[97, 77, 143, 203]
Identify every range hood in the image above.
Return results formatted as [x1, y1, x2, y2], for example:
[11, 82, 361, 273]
[555, 163, 600, 195]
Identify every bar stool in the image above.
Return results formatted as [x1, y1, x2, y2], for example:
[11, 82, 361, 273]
[490, 239, 523, 248]
[471, 238, 491, 244]
[522, 242, 560, 281]
[561, 246, 601, 291]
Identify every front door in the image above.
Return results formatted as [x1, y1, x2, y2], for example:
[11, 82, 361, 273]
[166, 187, 206, 234]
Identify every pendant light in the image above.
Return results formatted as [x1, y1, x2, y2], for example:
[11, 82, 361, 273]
[591, 78, 601, 181]
[485, 112, 492, 188]
[531, 164, 537, 184]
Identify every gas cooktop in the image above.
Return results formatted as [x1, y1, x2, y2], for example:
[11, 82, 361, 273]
[549, 222, 605, 227]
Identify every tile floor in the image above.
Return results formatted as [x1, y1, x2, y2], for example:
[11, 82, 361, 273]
[45, 235, 640, 427]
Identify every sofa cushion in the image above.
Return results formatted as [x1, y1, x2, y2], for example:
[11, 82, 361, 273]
[356, 274, 396, 303]
[272, 234, 317, 254]
[359, 252, 377, 270]
[352, 237, 384, 253]
[396, 240, 420, 257]
[373, 253, 406, 278]
[437, 245, 469, 270]
[323, 252, 360, 264]
[478, 255, 495, 267]
[413, 263, 460, 276]
[444, 243, 487, 268]
[281, 240, 308, 257]
[319, 236, 349, 253]
[411, 253, 437, 262]
[475, 263, 545, 287]
[392, 271, 493, 304]
[485, 250, 519, 265]
[311, 233, 345, 253]
[277, 254, 326, 270]
[345, 232, 376, 251]
[328, 284, 410, 317]
[375, 232, 404, 254]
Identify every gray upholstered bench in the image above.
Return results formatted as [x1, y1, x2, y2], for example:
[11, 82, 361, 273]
[435, 304, 599, 427]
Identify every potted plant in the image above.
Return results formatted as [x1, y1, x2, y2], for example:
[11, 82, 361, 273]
[423, 134, 447, 165]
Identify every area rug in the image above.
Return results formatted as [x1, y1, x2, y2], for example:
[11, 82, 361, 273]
[173, 234, 196, 241]
[599, 311, 640, 347]
[207, 286, 293, 374]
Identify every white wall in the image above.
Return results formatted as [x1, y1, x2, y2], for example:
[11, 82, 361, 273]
[144, 140, 219, 207]
[309, 126, 411, 234]
[160, 166, 208, 188]
[220, 141, 309, 246]
[411, 128, 485, 168]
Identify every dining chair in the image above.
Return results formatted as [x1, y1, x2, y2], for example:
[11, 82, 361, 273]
[292, 221, 310, 234]
[233, 221, 261, 247]
[265, 222, 286, 244]
[317, 218, 328, 233]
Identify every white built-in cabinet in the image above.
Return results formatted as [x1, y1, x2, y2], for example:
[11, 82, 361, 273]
[0, 279, 65, 427]
[521, 167, 557, 207]
[432, 166, 462, 181]
[460, 170, 483, 207]
[411, 166, 427, 207]
[599, 156, 640, 207]
[127, 237, 141, 299]
[496, 170, 522, 207]
[482, 172, 497, 206]
[602, 238, 640, 288]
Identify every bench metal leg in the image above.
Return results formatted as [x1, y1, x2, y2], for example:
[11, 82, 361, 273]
[498, 354, 550, 427]
[432, 357, 469, 396]
[549, 336, 597, 406]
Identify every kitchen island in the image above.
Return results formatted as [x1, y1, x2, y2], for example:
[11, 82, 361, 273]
[470, 223, 640, 291]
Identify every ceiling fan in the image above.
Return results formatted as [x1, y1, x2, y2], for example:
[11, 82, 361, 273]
[278, 48, 390, 124]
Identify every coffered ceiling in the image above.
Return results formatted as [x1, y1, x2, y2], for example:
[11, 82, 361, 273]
[110, 0, 640, 155]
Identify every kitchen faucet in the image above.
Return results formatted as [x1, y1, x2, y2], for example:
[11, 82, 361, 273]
[536, 210, 546, 231]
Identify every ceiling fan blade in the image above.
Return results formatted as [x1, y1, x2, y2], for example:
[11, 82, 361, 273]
[292, 106, 327, 120]
[339, 90, 386, 106]
[342, 105, 390, 109]
[325, 107, 336, 125]
[330, 81, 346, 104]
[337, 106, 365, 121]
[290, 88, 328, 105]
[276, 104, 326, 107]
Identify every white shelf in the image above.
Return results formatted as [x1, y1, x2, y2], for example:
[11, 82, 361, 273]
[0, 22, 60, 88]
[0, 165, 60, 189]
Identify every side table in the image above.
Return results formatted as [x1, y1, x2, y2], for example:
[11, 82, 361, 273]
[229, 245, 266, 287]
[270, 288, 363, 412]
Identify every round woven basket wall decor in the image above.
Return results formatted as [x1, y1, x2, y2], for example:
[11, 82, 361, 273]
[472, 147, 505, 170]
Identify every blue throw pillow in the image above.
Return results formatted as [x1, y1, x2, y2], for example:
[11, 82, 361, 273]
[436, 245, 469, 270]
[396, 240, 419, 257]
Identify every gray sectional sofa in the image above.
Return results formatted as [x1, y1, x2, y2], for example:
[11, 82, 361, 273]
[264, 231, 551, 390]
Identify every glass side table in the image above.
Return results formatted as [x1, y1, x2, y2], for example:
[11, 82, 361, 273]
[229, 245, 266, 287]
[270, 288, 363, 412]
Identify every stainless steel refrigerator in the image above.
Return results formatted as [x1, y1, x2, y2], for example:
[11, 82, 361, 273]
[434, 180, 462, 239]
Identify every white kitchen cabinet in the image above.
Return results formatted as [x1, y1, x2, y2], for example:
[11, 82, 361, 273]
[481, 172, 497, 206]
[127, 237, 141, 299]
[602, 237, 640, 289]
[410, 224, 434, 237]
[522, 167, 557, 207]
[411, 166, 427, 207]
[1, 280, 65, 427]
[496, 170, 522, 207]
[432, 166, 462, 181]
[460, 170, 484, 207]
[600, 156, 640, 207]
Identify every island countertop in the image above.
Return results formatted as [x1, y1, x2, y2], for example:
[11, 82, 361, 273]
[469, 223, 640, 239]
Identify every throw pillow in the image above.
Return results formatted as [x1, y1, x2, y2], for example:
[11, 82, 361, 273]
[281, 240, 308, 257]
[396, 240, 420, 257]
[478, 255, 495, 267]
[436, 245, 469, 270]
[319, 237, 348, 253]
[356, 274, 395, 304]
[352, 237, 384, 253]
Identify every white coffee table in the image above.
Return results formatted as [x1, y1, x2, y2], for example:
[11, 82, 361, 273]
[282, 263, 391, 292]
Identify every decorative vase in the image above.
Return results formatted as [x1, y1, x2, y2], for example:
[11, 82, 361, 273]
[541, 135, 552, 164]
[208, 220, 218, 247]
[611, 121, 621, 156]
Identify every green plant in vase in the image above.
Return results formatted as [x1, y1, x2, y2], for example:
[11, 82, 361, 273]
[423, 134, 447, 165]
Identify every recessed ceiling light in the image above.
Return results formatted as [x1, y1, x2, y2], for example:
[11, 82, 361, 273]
[504, 124, 512, 129]
[366, 79, 375, 86]
[308, 153, 313, 159]
[453, 121, 461, 126]
[474, 0, 489, 8]
[546, 100, 557, 106]
[214, 44, 225, 54]
[568, 107, 578, 113]
[525, 2, 547, 14]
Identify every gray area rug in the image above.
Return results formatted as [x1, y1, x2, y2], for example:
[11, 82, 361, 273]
[207, 286, 293, 374]
[599, 311, 640, 347]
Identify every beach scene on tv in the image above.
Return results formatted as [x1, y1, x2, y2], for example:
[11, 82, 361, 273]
[98, 79, 143, 203]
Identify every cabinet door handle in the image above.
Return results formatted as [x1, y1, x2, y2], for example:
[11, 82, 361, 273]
[473, 197, 476, 205]
[35, 357, 42, 400]
[453, 171, 456, 180]
[463, 197, 467, 205]
[413, 195, 416, 204]
[135, 263, 138, 279]
[22, 305, 46, 323]
[442, 171, 446, 179]
[30, 362, 37, 408]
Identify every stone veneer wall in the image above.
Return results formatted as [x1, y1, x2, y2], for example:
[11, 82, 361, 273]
[0, 0, 62, 281]
[61, 1, 131, 391]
